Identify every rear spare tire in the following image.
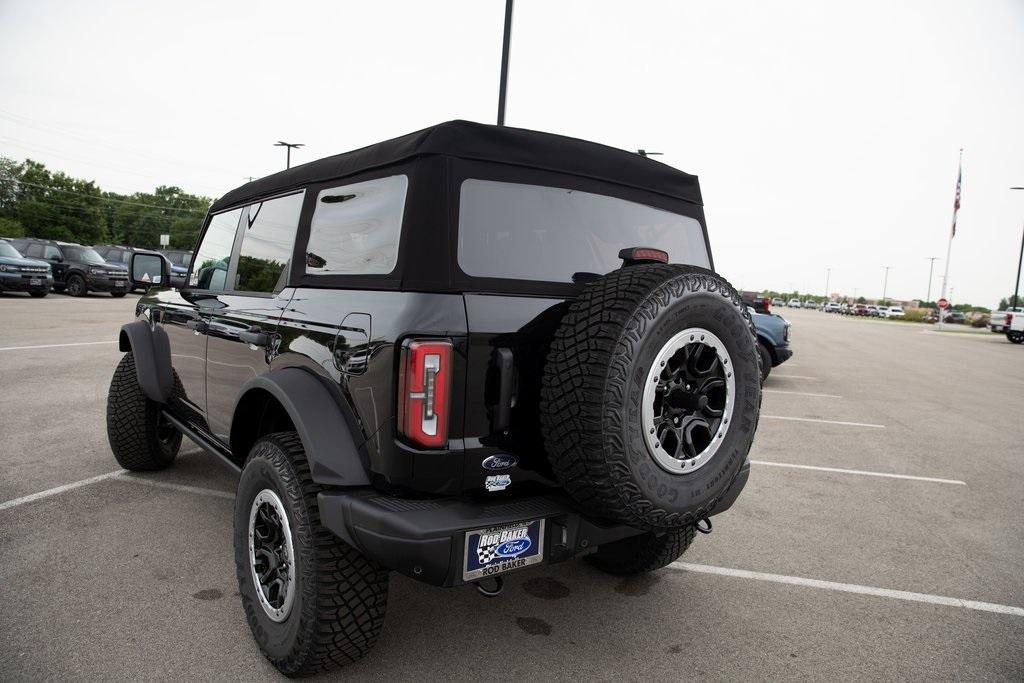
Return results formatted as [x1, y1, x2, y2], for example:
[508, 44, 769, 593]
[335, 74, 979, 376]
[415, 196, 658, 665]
[540, 264, 761, 530]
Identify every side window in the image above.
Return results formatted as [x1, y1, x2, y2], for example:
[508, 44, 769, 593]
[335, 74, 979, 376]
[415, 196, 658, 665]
[190, 208, 242, 291]
[43, 245, 62, 260]
[235, 192, 303, 293]
[305, 175, 407, 276]
[25, 244, 44, 258]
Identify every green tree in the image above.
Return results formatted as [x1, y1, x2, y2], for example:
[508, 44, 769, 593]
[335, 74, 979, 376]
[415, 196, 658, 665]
[0, 215, 26, 237]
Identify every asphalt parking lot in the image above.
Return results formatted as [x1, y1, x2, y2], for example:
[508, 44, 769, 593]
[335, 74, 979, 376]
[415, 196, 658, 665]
[1, 292, 1022, 680]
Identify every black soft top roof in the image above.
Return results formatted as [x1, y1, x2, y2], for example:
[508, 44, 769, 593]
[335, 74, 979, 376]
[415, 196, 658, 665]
[210, 120, 702, 212]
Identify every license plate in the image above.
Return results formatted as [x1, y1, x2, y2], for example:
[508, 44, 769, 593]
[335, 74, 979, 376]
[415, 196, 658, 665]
[30, 278, 41, 286]
[114, 281, 125, 287]
[463, 519, 545, 582]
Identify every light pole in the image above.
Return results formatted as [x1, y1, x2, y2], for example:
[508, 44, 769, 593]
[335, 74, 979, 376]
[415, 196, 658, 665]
[274, 141, 304, 169]
[825, 267, 831, 301]
[925, 257, 938, 303]
[1011, 187, 1024, 309]
[497, 0, 514, 126]
[882, 266, 891, 303]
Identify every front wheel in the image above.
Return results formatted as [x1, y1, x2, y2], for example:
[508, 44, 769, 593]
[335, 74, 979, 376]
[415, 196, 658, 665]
[106, 352, 181, 470]
[757, 342, 772, 383]
[587, 526, 695, 576]
[234, 432, 389, 677]
[65, 274, 87, 297]
[1008, 331, 1024, 344]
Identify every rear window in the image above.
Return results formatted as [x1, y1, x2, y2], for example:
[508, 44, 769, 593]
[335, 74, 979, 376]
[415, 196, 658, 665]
[457, 179, 709, 283]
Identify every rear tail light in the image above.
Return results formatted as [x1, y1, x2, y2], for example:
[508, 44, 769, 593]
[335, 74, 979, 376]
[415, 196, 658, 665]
[1007, 314, 1014, 326]
[762, 297, 770, 313]
[397, 339, 452, 448]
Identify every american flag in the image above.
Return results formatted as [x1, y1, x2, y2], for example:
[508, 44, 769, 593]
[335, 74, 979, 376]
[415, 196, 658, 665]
[951, 152, 962, 239]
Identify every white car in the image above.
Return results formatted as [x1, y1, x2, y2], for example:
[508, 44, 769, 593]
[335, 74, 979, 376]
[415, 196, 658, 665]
[885, 306, 904, 319]
[875, 305, 889, 317]
[788, 298, 802, 308]
[823, 302, 841, 313]
[803, 300, 819, 310]
[771, 298, 785, 307]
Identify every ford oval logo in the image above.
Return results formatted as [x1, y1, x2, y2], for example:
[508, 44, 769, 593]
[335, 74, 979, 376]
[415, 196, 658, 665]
[482, 454, 518, 471]
[495, 538, 531, 558]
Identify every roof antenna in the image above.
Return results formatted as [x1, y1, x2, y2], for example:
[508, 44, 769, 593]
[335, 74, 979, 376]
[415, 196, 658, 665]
[497, 0, 514, 126]
[637, 150, 663, 158]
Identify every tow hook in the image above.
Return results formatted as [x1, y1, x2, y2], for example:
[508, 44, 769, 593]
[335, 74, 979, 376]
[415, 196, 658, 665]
[475, 576, 504, 598]
[695, 517, 713, 535]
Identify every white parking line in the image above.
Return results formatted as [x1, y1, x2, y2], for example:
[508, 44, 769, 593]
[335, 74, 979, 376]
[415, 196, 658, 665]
[0, 469, 126, 512]
[670, 562, 1024, 618]
[120, 476, 233, 499]
[0, 340, 114, 352]
[763, 389, 841, 398]
[761, 415, 885, 428]
[770, 374, 818, 380]
[750, 459, 965, 485]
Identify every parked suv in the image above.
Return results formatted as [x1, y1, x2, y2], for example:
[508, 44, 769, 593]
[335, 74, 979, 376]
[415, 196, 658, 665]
[105, 121, 761, 675]
[0, 238, 52, 296]
[9, 238, 129, 296]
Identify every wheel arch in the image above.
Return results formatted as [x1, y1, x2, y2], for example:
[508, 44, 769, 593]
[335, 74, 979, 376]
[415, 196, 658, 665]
[756, 334, 777, 363]
[230, 368, 371, 486]
[118, 320, 174, 403]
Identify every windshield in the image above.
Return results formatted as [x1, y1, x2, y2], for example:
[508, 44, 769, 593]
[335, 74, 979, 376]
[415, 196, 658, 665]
[0, 242, 22, 258]
[458, 180, 710, 284]
[63, 246, 108, 265]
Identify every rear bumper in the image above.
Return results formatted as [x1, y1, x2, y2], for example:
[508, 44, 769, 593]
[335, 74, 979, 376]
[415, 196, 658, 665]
[318, 459, 750, 587]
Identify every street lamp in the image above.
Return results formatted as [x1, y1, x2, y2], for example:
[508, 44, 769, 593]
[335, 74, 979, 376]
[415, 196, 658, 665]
[274, 141, 304, 169]
[925, 257, 938, 303]
[882, 266, 891, 302]
[1011, 187, 1024, 309]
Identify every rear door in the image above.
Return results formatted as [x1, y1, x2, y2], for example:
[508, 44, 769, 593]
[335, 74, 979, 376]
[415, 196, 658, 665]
[456, 177, 712, 492]
[204, 191, 304, 441]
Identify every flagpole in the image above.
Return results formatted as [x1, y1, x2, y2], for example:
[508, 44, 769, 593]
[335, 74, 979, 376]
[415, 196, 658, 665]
[937, 148, 962, 331]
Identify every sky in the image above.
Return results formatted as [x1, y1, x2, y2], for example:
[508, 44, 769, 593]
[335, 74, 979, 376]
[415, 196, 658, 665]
[1, 0, 1022, 306]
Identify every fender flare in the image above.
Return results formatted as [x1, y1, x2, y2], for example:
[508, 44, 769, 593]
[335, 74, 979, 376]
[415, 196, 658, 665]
[118, 320, 174, 403]
[231, 368, 371, 487]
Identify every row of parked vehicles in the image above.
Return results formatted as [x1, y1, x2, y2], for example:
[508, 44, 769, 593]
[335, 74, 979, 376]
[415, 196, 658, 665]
[0, 236, 191, 297]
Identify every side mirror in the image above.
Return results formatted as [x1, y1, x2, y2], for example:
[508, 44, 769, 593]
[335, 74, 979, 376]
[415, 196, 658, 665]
[129, 252, 170, 290]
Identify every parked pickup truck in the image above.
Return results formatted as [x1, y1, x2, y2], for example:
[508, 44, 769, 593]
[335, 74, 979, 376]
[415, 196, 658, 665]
[1005, 311, 1024, 344]
[990, 307, 1024, 333]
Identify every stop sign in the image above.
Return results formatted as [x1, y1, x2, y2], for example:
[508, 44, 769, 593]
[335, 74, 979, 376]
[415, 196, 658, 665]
[938, 298, 949, 309]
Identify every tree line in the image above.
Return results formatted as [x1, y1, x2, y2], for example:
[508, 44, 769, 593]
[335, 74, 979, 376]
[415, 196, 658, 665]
[0, 156, 210, 250]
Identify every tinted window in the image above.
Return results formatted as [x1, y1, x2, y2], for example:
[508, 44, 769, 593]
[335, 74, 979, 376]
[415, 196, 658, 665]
[190, 208, 241, 291]
[64, 246, 107, 265]
[25, 244, 44, 258]
[235, 192, 303, 293]
[305, 175, 407, 276]
[43, 245, 62, 260]
[458, 180, 710, 283]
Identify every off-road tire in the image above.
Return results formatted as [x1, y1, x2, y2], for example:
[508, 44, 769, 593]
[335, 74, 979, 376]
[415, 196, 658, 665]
[29, 291, 48, 298]
[111, 291, 127, 298]
[234, 432, 389, 677]
[1008, 331, 1024, 344]
[66, 273, 87, 297]
[106, 352, 181, 471]
[541, 264, 761, 530]
[757, 342, 772, 383]
[586, 525, 695, 576]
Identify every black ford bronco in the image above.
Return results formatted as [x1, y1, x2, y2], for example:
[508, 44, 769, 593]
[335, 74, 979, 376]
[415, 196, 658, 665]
[106, 121, 761, 676]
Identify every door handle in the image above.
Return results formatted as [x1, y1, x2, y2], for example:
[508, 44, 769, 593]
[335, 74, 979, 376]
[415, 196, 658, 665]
[239, 326, 270, 347]
[186, 320, 208, 333]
